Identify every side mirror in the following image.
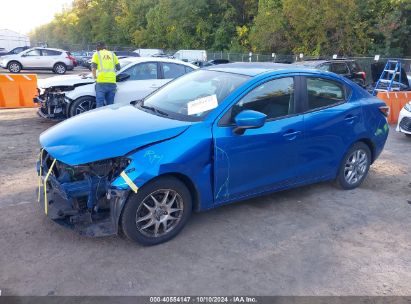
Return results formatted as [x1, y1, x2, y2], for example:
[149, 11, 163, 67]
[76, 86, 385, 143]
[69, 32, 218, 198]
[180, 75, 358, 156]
[233, 110, 267, 135]
[116, 73, 130, 82]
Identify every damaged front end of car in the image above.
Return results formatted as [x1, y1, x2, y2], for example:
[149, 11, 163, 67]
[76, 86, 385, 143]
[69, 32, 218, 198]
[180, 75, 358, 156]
[34, 81, 94, 120]
[34, 87, 72, 119]
[37, 150, 133, 236]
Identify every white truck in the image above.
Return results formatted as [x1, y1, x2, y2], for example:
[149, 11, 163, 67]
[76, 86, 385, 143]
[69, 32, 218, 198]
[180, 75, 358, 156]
[133, 48, 163, 57]
[174, 50, 207, 62]
[0, 29, 30, 53]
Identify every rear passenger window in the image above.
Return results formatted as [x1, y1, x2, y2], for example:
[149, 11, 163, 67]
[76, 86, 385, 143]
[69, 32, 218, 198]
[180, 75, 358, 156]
[307, 78, 345, 110]
[332, 63, 349, 74]
[318, 63, 331, 71]
[162, 63, 186, 79]
[42, 50, 61, 56]
[230, 77, 295, 121]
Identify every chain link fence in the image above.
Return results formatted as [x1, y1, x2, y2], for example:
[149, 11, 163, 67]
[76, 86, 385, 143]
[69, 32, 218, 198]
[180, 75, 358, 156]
[32, 41, 411, 85]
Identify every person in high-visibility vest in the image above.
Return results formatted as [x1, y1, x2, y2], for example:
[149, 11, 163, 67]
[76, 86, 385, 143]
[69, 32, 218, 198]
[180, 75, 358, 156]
[91, 41, 120, 107]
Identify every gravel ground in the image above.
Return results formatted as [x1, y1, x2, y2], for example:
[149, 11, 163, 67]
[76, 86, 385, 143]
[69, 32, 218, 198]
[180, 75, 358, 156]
[0, 108, 410, 296]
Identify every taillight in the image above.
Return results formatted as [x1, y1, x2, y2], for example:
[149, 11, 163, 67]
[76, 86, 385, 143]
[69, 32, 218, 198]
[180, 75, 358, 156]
[358, 71, 366, 80]
[379, 106, 390, 117]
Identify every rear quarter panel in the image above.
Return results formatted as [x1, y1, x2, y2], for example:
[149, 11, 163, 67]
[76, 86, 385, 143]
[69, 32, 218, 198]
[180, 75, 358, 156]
[357, 89, 389, 161]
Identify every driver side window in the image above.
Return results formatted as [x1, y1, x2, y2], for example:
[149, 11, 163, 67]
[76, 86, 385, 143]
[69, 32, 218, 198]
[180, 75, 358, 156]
[229, 77, 295, 122]
[124, 62, 158, 80]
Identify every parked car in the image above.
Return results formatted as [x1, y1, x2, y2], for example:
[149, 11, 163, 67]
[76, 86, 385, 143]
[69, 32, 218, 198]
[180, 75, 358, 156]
[192, 59, 231, 68]
[80, 51, 140, 71]
[66, 52, 78, 67]
[0, 47, 73, 74]
[396, 101, 411, 137]
[34, 57, 198, 119]
[297, 59, 367, 87]
[114, 51, 140, 58]
[37, 62, 389, 245]
[0, 46, 30, 57]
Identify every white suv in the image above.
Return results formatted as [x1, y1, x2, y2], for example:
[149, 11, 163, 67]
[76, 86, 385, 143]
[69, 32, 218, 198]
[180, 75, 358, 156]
[0, 47, 74, 74]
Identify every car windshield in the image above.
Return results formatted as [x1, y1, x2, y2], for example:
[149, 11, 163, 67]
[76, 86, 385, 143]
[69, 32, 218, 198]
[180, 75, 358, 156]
[81, 58, 133, 78]
[142, 70, 249, 121]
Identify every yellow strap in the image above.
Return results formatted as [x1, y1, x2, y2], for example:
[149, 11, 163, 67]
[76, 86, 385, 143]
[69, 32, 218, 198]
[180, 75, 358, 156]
[120, 171, 138, 193]
[44, 159, 56, 215]
[37, 149, 44, 202]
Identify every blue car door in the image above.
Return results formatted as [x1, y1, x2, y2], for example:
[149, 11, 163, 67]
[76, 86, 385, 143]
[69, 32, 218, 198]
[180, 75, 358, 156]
[298, 75, 364, 182]
[212, 76, 305, 204]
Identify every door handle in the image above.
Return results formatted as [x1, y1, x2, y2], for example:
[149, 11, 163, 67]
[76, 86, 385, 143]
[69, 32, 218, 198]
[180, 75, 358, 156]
[344, 115, 357, 124]
[283, 130, 302, 141]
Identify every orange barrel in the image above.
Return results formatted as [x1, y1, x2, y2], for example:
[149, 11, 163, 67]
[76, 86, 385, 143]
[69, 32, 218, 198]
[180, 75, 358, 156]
[0, 74, 19, 108]
[0, 74, 38, 108]
[377, 91, 411, 124]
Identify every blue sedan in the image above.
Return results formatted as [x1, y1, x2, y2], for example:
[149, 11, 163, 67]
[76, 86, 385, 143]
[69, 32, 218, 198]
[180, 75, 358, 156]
[38, 63, 389, 245]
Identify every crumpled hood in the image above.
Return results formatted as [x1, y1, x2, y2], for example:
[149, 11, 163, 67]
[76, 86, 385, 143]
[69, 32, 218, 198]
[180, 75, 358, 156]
[38, 74, 94, 89]
[40, 104, 191, 165]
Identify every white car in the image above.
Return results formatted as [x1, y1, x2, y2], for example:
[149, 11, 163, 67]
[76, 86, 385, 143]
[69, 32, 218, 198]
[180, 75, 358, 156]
[0, 47, 74, 74]
[35, 57, 198, 119]
[396, 101, 411, 137]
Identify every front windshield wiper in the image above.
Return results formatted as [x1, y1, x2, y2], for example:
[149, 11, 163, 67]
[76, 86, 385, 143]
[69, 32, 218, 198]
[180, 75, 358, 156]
[136, 100, 169, 117]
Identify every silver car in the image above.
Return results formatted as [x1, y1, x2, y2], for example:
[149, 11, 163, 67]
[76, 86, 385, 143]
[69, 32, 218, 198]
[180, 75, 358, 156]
[0, 47, 74, 74]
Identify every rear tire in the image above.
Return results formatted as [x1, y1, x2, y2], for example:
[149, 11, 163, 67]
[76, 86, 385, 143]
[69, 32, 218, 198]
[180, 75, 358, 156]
[121, 177, 192, 246]
[53, 63, 67, 74]
[69, 96, 96, 117]
[336, 142, 371, 190]
[8, 61, 21, 73]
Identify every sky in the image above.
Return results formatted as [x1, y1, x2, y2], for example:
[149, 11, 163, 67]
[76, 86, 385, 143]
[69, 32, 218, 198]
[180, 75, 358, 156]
[0, 0, 72, 34]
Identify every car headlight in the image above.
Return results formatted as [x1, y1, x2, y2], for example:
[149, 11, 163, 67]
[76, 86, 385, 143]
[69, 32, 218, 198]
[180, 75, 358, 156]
[404, 102, 411, 112]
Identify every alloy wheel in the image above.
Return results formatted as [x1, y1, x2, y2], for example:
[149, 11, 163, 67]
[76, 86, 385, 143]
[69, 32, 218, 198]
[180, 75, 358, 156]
[55, 64, 66, 74]
[75, 99, 95, 115]
[344, 149, 368, 185]
[135, 189, 184, 238]
[9, 63, 20, 73]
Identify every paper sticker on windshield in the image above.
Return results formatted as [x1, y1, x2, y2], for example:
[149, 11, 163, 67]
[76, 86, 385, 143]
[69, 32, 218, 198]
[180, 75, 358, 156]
[187, 95, 218, 115]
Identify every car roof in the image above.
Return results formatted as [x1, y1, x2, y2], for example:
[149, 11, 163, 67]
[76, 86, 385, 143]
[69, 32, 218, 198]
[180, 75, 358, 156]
[121, 56, 198, 69]
[30, 47, 67, 52]
[206, 62, 308, 76]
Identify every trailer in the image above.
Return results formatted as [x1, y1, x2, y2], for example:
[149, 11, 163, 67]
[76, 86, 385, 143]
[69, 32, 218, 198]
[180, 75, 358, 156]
[0, 29, 30, 52]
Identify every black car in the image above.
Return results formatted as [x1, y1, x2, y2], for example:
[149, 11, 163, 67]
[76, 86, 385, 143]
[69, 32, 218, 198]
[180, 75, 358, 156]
[298, 59, 367, 87]
[0, 46, 30, 57]
[113, 51, 140, 57]
[191, 59, 231, 68]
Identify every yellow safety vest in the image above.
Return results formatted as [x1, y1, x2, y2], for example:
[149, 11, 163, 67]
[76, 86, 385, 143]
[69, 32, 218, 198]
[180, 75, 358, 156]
[91, 49, 119, 83]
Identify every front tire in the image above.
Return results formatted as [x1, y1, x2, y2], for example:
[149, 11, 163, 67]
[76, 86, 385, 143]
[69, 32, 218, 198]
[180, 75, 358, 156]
[69, 96, 96, 117]
[336, 142, 371, 190]
[8, 61, 21, 73]
[53, 63, 67, 74]
[121, 177, 192, 246]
